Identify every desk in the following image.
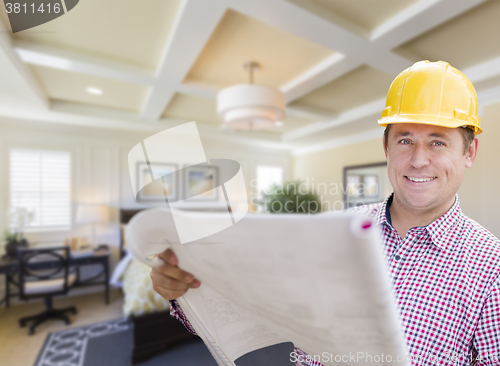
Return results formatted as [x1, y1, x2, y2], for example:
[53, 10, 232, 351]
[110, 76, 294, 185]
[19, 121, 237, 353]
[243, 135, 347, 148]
[0, 248, 110, 307]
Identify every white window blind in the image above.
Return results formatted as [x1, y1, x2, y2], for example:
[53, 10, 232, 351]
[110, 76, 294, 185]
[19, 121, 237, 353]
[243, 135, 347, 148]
[10, 149, 71, 231]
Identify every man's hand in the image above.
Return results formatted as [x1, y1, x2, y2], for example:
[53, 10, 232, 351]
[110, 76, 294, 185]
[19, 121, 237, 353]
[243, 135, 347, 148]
[150, 248, 201, 300]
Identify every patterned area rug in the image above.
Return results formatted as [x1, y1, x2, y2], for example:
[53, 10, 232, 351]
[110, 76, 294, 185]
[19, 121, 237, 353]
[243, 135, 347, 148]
[34, 317, 131, 366]
[34, 317, 295, 366]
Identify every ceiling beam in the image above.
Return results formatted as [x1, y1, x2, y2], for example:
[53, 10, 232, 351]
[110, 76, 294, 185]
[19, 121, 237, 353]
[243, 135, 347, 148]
[478, 85, 500, 113]
[286, 105, 338, 120]
[178, 81, 336, 120]
[234, 0, 489, 92]
[361, 46, 413, 77]
[286, 66, 500, 146]
[14, 41, 155, 86]
[267, 0, 487, 141]
[1, 0, 493, 154]
[280, 53, 363, 103]
[230, 0, 413, 87]
[0, 100, 292, 151]
[230, 0, 367, 54]
[141, 0, 228, 120]
[0, 23, 48, 109]
[177, 81, 219, 99]
[292, 127, 383, 156]
[463, 55, 500, 84]
[292, 82, 500, 156]
[52, 101, 287, 144]
[283, 98, 385, 141]
[371, 0, 489, 50]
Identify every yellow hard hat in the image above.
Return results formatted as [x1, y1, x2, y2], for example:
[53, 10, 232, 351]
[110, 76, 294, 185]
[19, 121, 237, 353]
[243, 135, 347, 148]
[378, 60, 482, 134]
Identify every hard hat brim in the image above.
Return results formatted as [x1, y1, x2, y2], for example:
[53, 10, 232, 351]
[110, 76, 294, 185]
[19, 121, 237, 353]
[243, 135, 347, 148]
[378, 114, 482, 135]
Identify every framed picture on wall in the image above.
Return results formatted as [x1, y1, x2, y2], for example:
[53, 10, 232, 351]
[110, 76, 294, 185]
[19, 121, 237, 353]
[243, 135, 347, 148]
[343, 162, 390, 208]
[183, 165, 219, 201]
[136, 162, 178, 202]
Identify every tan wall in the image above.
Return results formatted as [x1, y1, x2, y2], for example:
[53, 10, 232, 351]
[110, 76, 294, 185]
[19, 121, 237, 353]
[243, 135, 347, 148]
[293, 101, 500, 238]
[0, 118, 292, 248]
[293, 137, 387, 212]
[463, 101, 500, 236]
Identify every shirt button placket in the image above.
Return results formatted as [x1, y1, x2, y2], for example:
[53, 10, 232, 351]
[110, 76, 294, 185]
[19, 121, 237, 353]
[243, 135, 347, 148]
[391, 232, 411, 285]
[390, 250, 403, 283]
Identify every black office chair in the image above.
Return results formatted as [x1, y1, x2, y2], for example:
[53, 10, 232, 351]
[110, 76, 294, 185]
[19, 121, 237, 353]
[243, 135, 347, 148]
[17, 246, 78, 335]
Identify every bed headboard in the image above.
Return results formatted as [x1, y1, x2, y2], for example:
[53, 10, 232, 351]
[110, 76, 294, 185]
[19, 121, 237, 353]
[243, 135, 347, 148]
[120, 209, 144, 224]
[119, 209, 144, 258]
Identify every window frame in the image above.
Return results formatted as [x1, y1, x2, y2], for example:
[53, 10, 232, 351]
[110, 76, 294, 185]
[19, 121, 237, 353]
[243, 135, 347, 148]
[256, 165, 284, 196]
[3, 141, 76, 235]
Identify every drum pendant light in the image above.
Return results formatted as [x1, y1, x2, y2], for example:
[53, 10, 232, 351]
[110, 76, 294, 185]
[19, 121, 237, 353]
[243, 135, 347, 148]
[217, 61, 286, 131]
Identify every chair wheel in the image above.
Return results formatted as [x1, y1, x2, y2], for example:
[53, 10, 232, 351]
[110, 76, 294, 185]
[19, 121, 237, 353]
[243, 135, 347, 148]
[71, 309, 77, 315]
[19, 321, 26, 327]
[65, 319, 71, 325]
[29, 329, 35, 335]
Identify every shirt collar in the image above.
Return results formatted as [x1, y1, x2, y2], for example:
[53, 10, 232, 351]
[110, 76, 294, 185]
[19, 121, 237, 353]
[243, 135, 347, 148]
[374, 193, 393, 226]
[424, 195, 462, 250]
[374, 193, 463, 250]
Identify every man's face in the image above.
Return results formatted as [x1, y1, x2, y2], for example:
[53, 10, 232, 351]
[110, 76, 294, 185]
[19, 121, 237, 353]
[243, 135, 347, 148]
[383, 123, 478, 214]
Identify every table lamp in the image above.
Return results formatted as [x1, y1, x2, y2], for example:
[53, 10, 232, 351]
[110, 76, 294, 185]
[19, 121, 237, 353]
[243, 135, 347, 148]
[76, 204, 109, 246]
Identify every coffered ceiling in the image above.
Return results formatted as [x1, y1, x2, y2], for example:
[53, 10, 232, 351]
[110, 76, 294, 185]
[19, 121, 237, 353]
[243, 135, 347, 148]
[0, 0, 499, 155]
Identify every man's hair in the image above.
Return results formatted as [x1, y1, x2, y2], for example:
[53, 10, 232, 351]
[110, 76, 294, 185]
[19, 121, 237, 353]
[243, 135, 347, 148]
[383, 124, 475, 155]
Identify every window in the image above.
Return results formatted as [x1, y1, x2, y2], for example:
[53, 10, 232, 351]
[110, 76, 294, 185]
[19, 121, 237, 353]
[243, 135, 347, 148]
[10, 149, 71, 231]
[256, 166, 283, 194]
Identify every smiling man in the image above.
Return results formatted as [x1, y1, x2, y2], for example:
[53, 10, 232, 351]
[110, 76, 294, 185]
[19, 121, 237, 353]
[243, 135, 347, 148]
[353, 60, 500, 366]
[150, 61, 500, 366]
[383, 123, 478, 239]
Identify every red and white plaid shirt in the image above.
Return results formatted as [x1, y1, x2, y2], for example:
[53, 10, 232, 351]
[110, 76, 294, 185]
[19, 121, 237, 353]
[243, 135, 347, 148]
[170, 193, 500, 365]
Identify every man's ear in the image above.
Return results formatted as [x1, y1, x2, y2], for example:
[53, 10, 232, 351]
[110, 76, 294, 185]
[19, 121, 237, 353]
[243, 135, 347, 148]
[382, 135, 388, 158]
[465, 137, 479, 168]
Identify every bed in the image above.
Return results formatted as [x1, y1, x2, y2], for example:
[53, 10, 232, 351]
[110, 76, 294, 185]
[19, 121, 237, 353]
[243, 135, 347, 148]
[112, 209, 198, 364]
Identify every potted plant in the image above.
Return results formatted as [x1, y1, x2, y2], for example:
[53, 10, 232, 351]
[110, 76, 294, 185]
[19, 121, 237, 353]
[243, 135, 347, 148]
[4, 207, 32, 258]
[258, 180, 321, 214]
[4, 229, 27, 257]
